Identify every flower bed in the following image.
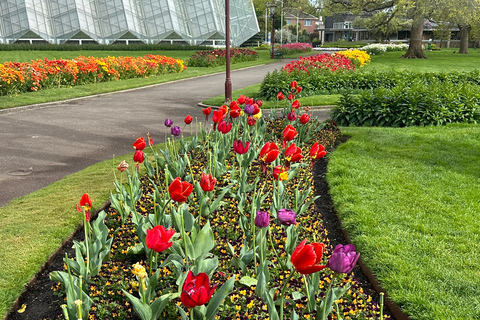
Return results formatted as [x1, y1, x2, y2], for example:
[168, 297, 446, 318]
[276, 43, 313, 55]
[333, 50, 370, 68]
[186, 49, 258, 67]
[44, 85, 390, 320]
[0, 54, 186, 96]
[361, 43, 408, 56]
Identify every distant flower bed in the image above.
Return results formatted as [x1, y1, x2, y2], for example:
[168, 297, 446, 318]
[361, 43, 409, 55]
[283, 53, 355, 74]
[0, 54, 186, 96]
[333, 49, 371, 68]
[277, 43, 313, 55]
[186, 48, 258, 67]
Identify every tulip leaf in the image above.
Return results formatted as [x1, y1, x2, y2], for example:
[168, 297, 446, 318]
[206, 275, 235, 320]
[239, 275, 257, 287]
[122, 290, 152, 320]
[151, 292, 179, 320]
[192, 221, 214, 260]
[127, 243, 146, 256]
[177, 305, 188, 320]
[193, 254, 218, 276]
[291, 310, 299, 320]
[144, 156, 155, 178]
[182, 208, 195, 233]
[292, 291, 304, 301]
[316, 283, 350, 320]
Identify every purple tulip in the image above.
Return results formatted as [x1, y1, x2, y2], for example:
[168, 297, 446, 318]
[326, 244, 360, 274]
[171, 126, 181, 136]
[277, 209, 297, 226]
[164, 118, 173, 127]
[287, 111, 297, 121]
[244, 104, 255, 115]
[255, 210, 270, 228]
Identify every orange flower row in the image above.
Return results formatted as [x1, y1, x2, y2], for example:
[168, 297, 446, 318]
[0, 54, 186, 96]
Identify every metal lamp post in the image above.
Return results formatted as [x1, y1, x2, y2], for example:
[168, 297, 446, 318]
[266, 2, 276, 59]
[225, 0, 232, 103]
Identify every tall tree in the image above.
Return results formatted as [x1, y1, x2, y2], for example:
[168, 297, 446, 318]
[323, 0, 437, 58]
[432, 0, 480, 54]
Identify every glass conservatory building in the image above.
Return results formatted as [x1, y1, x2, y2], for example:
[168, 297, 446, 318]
[0, 0, 259, 46]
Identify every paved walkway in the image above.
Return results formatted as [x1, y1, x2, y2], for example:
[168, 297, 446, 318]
[0, 60, 332, 208]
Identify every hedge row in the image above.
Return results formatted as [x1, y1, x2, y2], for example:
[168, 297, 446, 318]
[330, 80, 480, 127]
[260, 68, 480, 100]
[0, 43, 210, 51]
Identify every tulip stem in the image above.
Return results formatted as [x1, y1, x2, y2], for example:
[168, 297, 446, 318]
[190, 308, 195, 320]
[181, 213, 190, 269]
[320, 275, 335, 320]
[83, 208, 90, 277]
[279, 271, 295, 320]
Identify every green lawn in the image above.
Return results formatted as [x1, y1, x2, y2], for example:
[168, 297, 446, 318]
[361, 48, 480, 73]
[327, 124, 480, 320]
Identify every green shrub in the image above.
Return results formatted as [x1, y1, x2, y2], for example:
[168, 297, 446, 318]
[260, 68, 480, 100]
[330, 80, 480, 126]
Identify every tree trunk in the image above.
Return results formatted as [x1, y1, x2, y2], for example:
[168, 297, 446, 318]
[401, 15, 428, 59]
[458, 25, 470, 54]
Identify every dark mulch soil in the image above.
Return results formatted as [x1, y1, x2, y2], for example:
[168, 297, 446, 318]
[5, 135, 396, 320]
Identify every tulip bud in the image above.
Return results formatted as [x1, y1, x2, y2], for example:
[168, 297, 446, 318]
[255, 210, 270, 228]
[164, 118, 173, 127]
[277, 208, 297, 226]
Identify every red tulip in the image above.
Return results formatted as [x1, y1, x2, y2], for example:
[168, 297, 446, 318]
[247, 116, 256, 126]
[288, 93, 295, 101]
[287, 111, 297, 121]
[260, 142, 280, 163]
[237, 94, 246, 105]
[200, 172, 217, 192]
[168, 177, 193, 202]
[233, 140, 250, 154]
[147, 133, 154, 146]
[245, 97, 254, 105]
[291, 239, 326, 275]
[133, 150, 145, 164]
[218, 121, 232, 134]
[290, 80, 297, 88]
[300, 113, 311, 124]
[277, 92, 285, 100]
[203, 107, 212, 121]
[229, 100, 239, 109]
[219, 105, 228, 115]
[133, 137, 146, 151]
[273, 165, 288, 181]
[296, 86, 302, 93]
[212, 110, 225, 124]
[252, 104, 260, 115]
[230, 104, 241, 118]
[285, 143, 303, 162]
[181, 271, 217, 308]
[256, 100, 263, 107]
[184, 115, 193, 124]
[283, 125, 298, 142]
[292, 100, 301, 109]
[76, 193, 92, 222]
[146, 225, 175, 253]
[310, 142, 326, 160]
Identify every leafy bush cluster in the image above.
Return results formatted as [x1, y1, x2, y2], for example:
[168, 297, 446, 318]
[330, 80, 480, 127]
[261, 68, 480, 101]
[186, 48, 258, 67]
